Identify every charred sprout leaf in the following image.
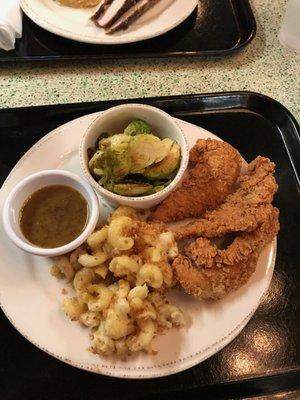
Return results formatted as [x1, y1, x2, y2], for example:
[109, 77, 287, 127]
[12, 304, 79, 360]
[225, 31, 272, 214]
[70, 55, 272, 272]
[101, 180, 114, 192]
[105, 147, 131, 182]
[92, 134, 132, 185]
[112, 182, 153, 196]
[143, 143, 181, 180]
[93, 168, 105, 177]
[145, 185, 165, 195]
[105, 134, 132, 182]
[98, 136, 113, 150]
[89, 150, 106, 177]
[89, 150, 104, 169]
[98, 138, 110, 150]
[96, 132, 113, 148]
[106, 149, 131, 181]
[145, 179, 172, 194]
[153, 185, 165, 193]
[124, 119, 152, 136]
[152, 179, 172, 187]
[129, 134, 163, 173]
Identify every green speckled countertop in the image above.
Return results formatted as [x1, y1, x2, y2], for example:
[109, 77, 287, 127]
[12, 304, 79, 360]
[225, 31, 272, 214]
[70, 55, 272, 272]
[0, 0, 299, 122]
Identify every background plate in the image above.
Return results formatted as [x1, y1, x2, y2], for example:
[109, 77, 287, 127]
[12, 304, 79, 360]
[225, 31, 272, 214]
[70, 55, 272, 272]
[0, 0, 256, 62]
[20, 0, 197, 44]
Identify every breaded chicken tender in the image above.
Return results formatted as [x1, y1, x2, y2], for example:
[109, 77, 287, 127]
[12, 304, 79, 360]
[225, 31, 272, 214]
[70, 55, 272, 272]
[152, 139, 242, 222]
[173, 207, 279, 300]
[172, 156, 279, 300]
[175, 156, 278, 240]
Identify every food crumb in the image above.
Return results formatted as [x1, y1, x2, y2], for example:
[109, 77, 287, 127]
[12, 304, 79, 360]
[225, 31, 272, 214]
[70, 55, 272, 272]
[152, 350, 158, 356]
[51, 264, 63, 279]
[61, 288, 68, 295]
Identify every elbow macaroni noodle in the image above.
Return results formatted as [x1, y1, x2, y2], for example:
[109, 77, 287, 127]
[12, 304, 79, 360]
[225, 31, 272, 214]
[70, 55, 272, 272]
[51, 207, 185, 357]
[107, 216, 134, 251]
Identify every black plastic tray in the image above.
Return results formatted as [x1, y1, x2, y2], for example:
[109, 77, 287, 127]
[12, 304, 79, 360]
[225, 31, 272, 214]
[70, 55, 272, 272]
[0, 0, 256, 62]
[0, 92, 299, 400]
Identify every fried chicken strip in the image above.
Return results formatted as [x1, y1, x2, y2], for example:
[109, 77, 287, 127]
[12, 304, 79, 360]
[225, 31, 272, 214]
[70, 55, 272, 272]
[152, 139, 242, 223]
[172, 206, 279, 300]
[175, 156, 278, 240]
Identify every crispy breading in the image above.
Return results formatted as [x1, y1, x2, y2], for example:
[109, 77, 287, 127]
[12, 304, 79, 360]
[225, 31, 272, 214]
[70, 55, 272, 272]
[175, 156, 278, 240]
[172, 155, 279, 300]
[172, 207, 279, 300]
[151, 139, 242, 222]
[130, 220, 167, 255]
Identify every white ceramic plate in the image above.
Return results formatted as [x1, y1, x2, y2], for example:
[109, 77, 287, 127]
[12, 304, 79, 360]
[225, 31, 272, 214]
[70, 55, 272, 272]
[0, 113, 276, 379]
[20, 0, 198, 44]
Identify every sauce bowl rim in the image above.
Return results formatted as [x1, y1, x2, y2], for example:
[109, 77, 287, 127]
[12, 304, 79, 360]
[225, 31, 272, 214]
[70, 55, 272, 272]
[2, 169, 99, 257]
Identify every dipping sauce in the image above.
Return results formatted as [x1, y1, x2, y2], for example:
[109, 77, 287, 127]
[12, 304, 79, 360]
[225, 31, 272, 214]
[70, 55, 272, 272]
[20, 185, 88, 248]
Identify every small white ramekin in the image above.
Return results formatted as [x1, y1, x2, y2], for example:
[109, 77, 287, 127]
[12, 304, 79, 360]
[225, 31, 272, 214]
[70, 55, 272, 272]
[2, 170, 99, 257]
[79, 103, 189, 209]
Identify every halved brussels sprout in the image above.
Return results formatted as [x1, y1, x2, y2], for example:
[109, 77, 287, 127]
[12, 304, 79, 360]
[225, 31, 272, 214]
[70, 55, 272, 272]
[124, 119, 152, 136]
[112, 182, 153, 196]
[154, 138, 174, 163]
[102, 134, 132, 181]
[99, 133, 131, 151]
[129, 134, 162, 173]
[145, 185, 165, 195]
[105, 148, 131, 181]
[91, 134, 132, 184]
[143, 143, 181, 180]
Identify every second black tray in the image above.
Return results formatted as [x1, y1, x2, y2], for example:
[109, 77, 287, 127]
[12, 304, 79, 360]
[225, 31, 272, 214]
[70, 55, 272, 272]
[0, 0, 256, 62]
[0, 92, 299, 400]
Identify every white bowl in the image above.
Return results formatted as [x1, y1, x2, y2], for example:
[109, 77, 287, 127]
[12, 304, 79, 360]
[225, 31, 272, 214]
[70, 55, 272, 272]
[2, 170, 99, 257]
[79, 104, 189, 209]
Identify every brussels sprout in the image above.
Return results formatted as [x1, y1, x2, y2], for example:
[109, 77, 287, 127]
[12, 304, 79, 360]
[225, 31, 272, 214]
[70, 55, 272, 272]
[111, 182, 153, 196]
[153, 185, 165, 193]
[144, 179, 171, 194]
[145, 185, 165, 195]
[154, 138, 174, 163]
[93, 134, 132, 183]
[124, 119, 152, 136]
[143, 143, 181, 180]
[102, 133, 131, 150]
[110, 134, 131, 147]
[108, 134, 131, 179]
[93, 168, 105, 177]
[104, 147, 131, 181]
[99, 133, 131, 151]
[152, 179, 171, 187]
[129, 134, 163, 173]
